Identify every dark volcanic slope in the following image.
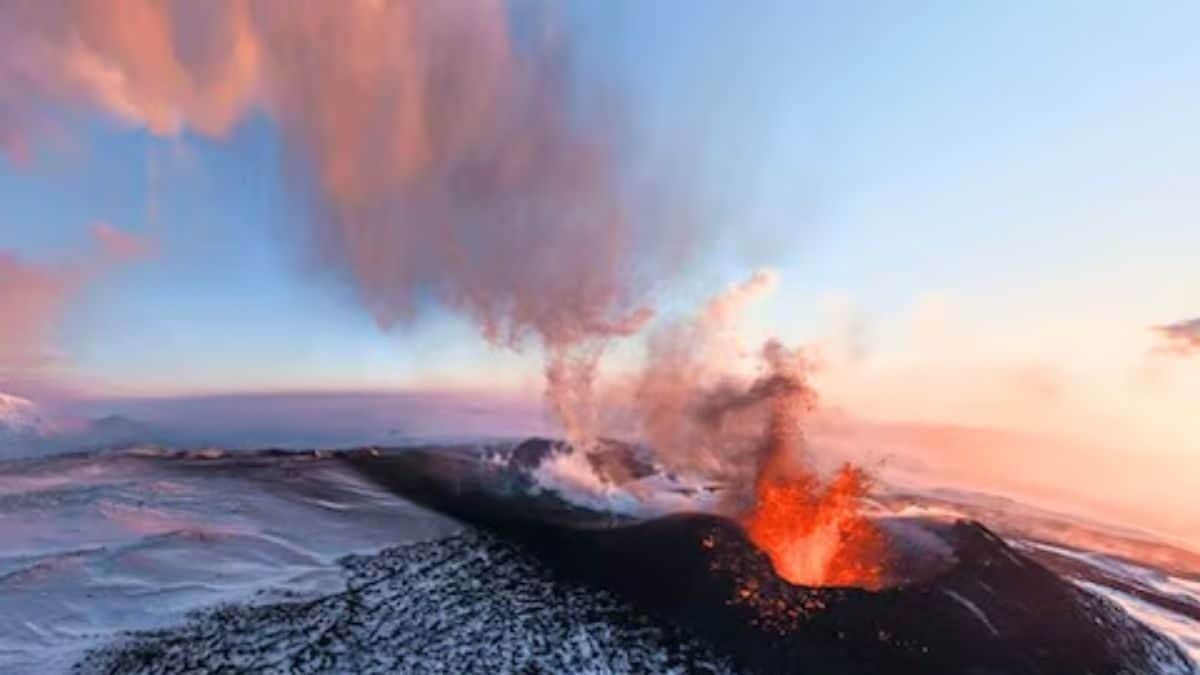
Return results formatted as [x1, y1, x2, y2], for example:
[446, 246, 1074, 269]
[341, 447, 1195, 675]
[75, 530, 732, 675]
[73, 445, 1196, 674]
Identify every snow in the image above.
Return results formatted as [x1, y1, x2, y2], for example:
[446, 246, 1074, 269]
[0, 392, 45, 435]
[530, 447, 719, 517]
[1076, 579, 1200, 668]
[0, 449, 459, 673]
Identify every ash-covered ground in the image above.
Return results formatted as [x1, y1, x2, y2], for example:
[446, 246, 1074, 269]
[75, 530, 731, 675]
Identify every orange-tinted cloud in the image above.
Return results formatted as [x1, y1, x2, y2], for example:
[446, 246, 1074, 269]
[1153, 318, 1200, 356]
[90, 221, 155, 260]
[0, 0, 258, 142]
[0, 251, 71, 374]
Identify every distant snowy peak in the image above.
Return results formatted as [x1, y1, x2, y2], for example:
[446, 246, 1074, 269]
[0, 392, 47, 435]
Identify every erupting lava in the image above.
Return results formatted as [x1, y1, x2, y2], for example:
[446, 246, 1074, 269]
[739, 342, 886, 590]
[743, 462, 885, 589]
[617, 271, 887, 591]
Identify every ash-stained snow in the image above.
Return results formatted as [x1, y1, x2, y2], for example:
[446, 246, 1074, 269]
[74, 530, 733, 675]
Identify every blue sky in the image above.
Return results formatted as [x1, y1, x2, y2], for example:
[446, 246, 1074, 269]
[1, 0, 1197, 403]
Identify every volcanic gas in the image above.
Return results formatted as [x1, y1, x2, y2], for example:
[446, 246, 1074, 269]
[591, 275, 888, 590]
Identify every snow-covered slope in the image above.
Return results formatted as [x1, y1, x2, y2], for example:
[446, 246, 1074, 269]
[0, 392, 45, 435]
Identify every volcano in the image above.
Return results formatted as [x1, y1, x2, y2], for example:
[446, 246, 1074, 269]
[342, 443, 1194, 675]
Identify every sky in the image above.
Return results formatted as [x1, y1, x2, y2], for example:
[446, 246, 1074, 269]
[0, 2, 1197, 539]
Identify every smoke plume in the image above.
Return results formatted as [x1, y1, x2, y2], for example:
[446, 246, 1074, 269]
[1, 0, 663, 438]
[2, 4, 884, 587]
[630, 269, 781, 488]
[612, 270, 883, 587]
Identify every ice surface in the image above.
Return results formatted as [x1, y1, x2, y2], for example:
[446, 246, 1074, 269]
[0, 449, 459, 672]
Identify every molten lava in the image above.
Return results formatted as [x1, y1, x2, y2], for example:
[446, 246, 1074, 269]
[743, 462, 885, 589]
[738, 341, 886, 590]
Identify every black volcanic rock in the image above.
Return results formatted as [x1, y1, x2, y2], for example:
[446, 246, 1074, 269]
[342, 447, 1196, 675]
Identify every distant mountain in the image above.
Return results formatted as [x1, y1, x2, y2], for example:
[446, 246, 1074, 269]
[0, 392, 46, 437]
[0, 395, 165, 456]
[83, 414, 159, 447]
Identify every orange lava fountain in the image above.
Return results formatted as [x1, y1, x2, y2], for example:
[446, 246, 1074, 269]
[740, 342, 886, 590]
[744, 462, 885, 589]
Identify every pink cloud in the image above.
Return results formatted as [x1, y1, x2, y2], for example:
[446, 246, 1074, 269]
[0, 224, 151, 393]
[1153, 318, 1200, 356]
[90, 221, 155, 260]
[0, 251, 71, 374]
